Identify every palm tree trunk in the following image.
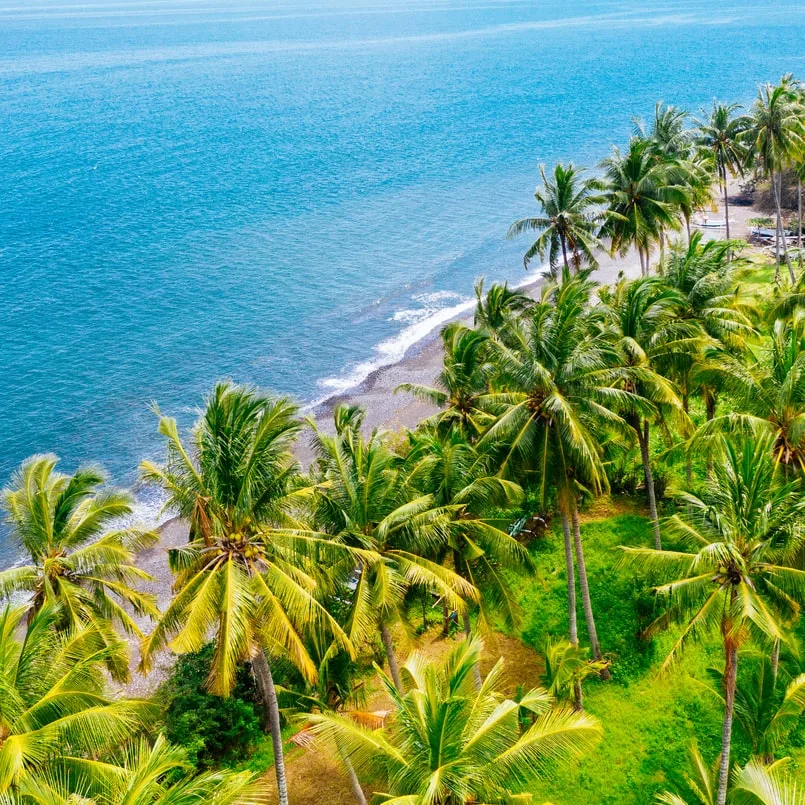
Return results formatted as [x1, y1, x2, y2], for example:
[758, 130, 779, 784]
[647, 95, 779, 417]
[442, 602, 449, 637]
[380, 622, 403, 692]
[561, 235, 570, 273]
[342, 752, 367, 805]
[561, 512, 579, 647]
[571, 504, 609, 680]
[252, 650, 290, 805]
[462, 611, 483, 690]
[723, 167, 731, 243]
[772, 168, 782, 282]
[772, 171, 795, 283]
[638, 420, 662, 550]
[717, 641, 739, 805]
[685, 215, 692, 244]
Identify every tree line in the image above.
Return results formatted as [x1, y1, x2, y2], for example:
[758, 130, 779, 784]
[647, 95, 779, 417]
[2, 75, 805, 805]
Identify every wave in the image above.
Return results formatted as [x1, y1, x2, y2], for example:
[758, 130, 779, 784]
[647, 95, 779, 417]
[307, 266, 544, 410]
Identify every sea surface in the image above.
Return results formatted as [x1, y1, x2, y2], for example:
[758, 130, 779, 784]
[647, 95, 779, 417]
[1, 0, 804, 559]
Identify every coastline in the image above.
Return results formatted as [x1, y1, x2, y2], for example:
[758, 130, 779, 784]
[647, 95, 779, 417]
[124, 187, 760, 694]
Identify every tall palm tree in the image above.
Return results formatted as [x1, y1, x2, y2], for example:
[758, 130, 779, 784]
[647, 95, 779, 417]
[746, 76, 805, 283]
[598, 276, 694, 548]
[480, 269, 631, 673]
[705, 653, 805, 764]
[306, 407, 477, 692]
[693, 308, 805, 471]
[10, 735, 268, 805]
[0, 456, 158, 680]
[621, 434, 805, 805]
[309, 638, 601, 804]
[507, 162, 606, 273]
[396, 322, 495, 439]
[600, 137, 685, 275]
[695, 101, 750, 242]
[405, 427, 530, 684]
[0, 604, 151, 795]
[656, 744, 805, 805]
[139, 382, 350, 805]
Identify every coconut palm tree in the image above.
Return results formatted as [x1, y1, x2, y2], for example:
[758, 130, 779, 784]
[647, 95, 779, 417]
[507, 162, 606, 273]
[693, 308, 805, 471]
[600, 137, 686, 275]
[396, 322, 495, 439]
[746, 76, 805, 283]
[139, 382, 351, 805]
[9, 735, 268, 805]
[695, 101, 751, 243]
[730, 760, 805, 805]
[473, 278, 533, 335]
[621, 434, 805, 805]
[538, 638, 607, 711]
[598, 275, 694, 548]
[480, 269, 632, 672]
[0, 456, 158, 680]
[657, 748, 805, 805]
[405, 427, 530, 685]
[704, 652, 805, 765]
[309, 638, 601, 804]
[306, 407, 477, 692]
[0, 603, 151, 796]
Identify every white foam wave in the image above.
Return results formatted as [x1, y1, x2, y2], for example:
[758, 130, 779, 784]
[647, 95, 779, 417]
[307, 266, 545, 410]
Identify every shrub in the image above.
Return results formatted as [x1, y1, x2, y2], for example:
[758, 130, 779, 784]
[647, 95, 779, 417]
[157, 644, 264, 768]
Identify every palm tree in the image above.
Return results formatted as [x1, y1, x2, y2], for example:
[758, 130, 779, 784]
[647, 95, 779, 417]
[139, 382, 350, 805]
[0, 456, 158, 680]
[600, 137, 685, 275]
[507, 162, 606, 273]
[0, 604, 151, 795]
[746, 76, 805, 283]
[480, 269, 631, 673]
[704, 652, 805, 764]
[656, 744, 805, 805]
[730, 760, 805, 805]
[693, 309, 805, 471]
[695, 101, 750, 242]
[405, 427, 531, 685]
[473, 277, 533, 335]
[621, 434, 805, 805]
[396, 322, 495, 439]
[598, 275, 694, 548]
[306, 407, 477, 692]
[310, 638, 601, 804]
[538, 638, 607, 711]
[10, 735, 269, 805]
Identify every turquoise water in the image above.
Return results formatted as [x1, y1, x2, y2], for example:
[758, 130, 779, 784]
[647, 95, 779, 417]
[1, 0, 803, 557]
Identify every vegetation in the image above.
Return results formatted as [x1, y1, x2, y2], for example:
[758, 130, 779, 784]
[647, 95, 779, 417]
[3, 74, 805, 805]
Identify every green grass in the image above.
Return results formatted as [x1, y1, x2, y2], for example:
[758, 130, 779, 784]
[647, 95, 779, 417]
[514, 502, 801, 805]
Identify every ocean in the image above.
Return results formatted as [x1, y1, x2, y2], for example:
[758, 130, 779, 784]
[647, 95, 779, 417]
[1, 0, 802, 559]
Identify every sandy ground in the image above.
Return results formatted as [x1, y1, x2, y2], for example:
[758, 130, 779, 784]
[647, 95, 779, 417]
[121, 186, 762, 698]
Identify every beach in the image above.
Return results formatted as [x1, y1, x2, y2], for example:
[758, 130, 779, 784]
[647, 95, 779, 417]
[121, 181, 764, 695]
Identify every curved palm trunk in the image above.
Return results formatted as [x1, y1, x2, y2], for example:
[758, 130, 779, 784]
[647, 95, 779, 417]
[341, 751, 367, 805]
[380, 622, 403, 692]
[252, 649, 290, 805]
[722, 167, 731, 244]
[717, 640, 739, 805]
[561, 512, 579, 648]
[638, 420, 662, 550]
[571, 505, 609, 680]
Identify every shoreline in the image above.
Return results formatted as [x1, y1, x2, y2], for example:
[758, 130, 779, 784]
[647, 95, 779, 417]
[108, 188, 765, 694]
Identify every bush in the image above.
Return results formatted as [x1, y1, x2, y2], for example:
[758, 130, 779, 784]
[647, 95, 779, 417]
[157, 644, 264, 769]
